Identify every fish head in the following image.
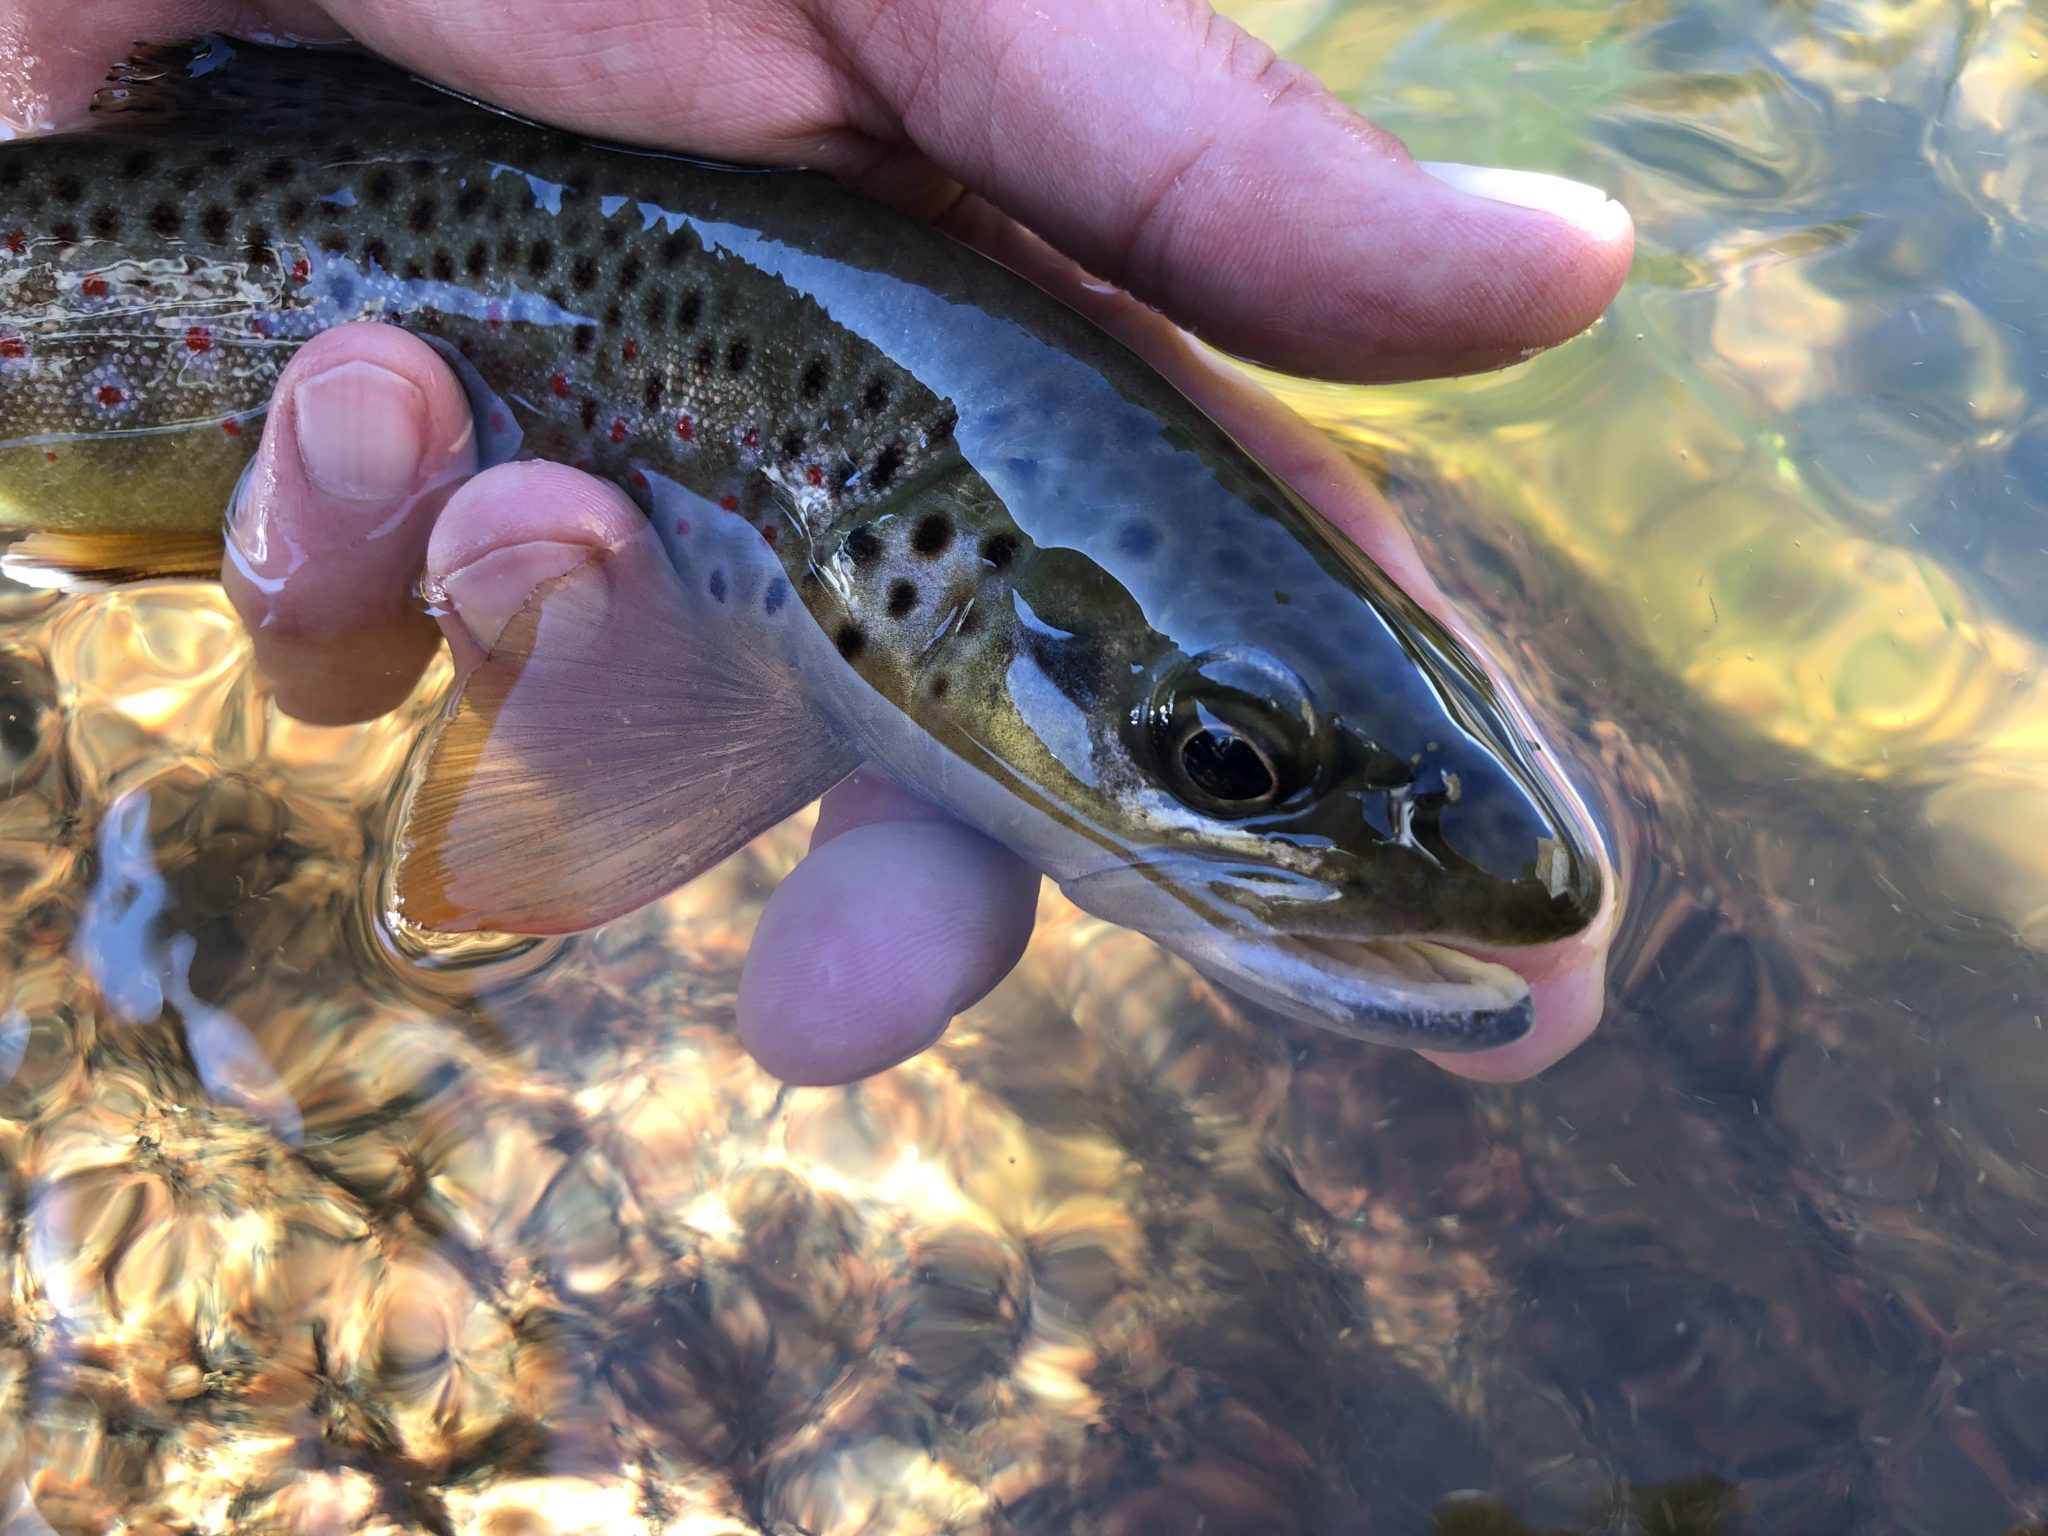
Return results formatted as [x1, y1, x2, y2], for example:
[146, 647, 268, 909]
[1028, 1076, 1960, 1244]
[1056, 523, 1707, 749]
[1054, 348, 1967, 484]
[988, 490, 1608, 1058]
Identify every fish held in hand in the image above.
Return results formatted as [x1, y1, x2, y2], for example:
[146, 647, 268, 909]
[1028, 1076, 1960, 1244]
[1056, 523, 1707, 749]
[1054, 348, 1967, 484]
[0, 40, 1611, 1053]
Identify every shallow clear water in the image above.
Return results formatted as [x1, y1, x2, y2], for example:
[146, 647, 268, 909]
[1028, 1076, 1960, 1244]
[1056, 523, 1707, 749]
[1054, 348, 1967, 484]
[4, 1, 2048, 1532]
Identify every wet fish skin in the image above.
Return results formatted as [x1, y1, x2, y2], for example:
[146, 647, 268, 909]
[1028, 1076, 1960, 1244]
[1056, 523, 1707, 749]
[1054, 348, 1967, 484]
[0, 40, 1603, 1050]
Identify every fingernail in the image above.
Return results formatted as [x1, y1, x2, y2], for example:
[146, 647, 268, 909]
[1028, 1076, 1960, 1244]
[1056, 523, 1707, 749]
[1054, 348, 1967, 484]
[434, 539, 600, 652]
[1420, 162, 1632, 240]
[291, 359, 428, 501]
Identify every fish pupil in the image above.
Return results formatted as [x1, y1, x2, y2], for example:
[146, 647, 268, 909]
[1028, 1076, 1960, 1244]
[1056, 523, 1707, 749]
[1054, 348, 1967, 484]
[1179, 727, 1277, 806]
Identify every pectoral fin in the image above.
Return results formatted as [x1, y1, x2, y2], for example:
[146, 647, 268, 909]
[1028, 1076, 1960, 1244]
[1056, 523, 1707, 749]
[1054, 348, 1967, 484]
[393, 514, 857, 935]
[2, 530, 227, 588]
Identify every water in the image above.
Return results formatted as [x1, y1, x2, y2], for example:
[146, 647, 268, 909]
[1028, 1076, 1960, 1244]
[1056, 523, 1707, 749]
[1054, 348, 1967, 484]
[3, 0, 2047, 1531]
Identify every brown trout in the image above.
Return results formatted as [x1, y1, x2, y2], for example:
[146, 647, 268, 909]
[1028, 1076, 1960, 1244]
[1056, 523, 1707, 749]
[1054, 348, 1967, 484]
[0, 39, 1606, 1051]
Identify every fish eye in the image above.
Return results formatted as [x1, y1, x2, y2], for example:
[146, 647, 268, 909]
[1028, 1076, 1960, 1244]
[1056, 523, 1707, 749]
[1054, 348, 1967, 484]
[1138, 648, 1326, 820]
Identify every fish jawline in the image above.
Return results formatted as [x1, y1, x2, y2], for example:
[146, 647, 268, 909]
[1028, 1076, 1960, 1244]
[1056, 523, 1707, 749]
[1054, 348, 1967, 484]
[1185, 931, 1535, 1054]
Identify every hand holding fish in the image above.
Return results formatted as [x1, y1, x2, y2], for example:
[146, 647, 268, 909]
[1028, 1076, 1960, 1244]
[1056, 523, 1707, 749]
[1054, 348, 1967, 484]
[0, 2, 1630, 1086]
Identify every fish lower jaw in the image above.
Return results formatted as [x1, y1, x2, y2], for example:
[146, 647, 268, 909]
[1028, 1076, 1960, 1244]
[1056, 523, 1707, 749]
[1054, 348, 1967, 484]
[1185, 930, 1536, 1054]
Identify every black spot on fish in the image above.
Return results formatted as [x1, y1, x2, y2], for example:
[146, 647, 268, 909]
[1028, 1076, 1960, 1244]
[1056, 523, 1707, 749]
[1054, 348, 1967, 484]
[195, 205, 227, 244]
[980, 532, 1018, 571]
[90, 208, 122, 241]
[243, 226, 272, 265]
[780, 430, 805, 460]
[455, 184, 487, 217]
[1116, 522, 1160, 559]
[801, 358, 830, 400]
[0, 163, 18, 192]
[618, 254, 643, 290]
[170, 166, 202, 193]
[431, 250, 455, 282]
[465, 241, 490, 278]
[262, 157, 293, 185]
[887, 579, 918, 619]
[319, 231, 349, 255]
[148, 203, 181, 238]
[726, 338, 751, 374]
[911, 513, 951, 557]
[958, 605, 985, 638]
[52, 174, 83, 205]
[692, 343, 715, 374]
[600, 224, 623, 250]
[678, 289, 702, 329]
[570, 254, 597, 291]
[662, 231, 693, 264]
[49, 220, 77, 246]
[871, 443, 905, 491]
[526, 239, 553, 277]
[602, 302, 623, 331]
[366, 168, 395, 205]
[497, 233, 519, 266]
[572, 325, 597, 355]
[580, 398, 600, 432]
[409, 198, 439, 234]
[927, 404, 959, 444]
[205, 145, 239, 169]
[708, 570, 728, 603]
[643, 375, 665, 411]
[862, 379, 890, 412]
[843, 527, 882, 566]
[930, 675, 950, 701]
[407, 158, 435, 182]
[120, 150, 157, 180]
[405, 259, 426, 280]
[546, 286, 567, 307]
[234, 179, 258, 203]
[362, 237, 390, 271]
[764, 578, 789, 616]
[835, 623, 866, 660]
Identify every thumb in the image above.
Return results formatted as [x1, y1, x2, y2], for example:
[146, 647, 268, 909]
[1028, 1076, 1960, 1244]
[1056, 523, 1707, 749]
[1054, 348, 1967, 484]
[822, 0, 1633, 382]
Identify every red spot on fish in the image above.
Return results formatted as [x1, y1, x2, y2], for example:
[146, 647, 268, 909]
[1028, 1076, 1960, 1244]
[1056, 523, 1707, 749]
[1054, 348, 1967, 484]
[485, 301, 505, 329]
[97, 384, 125, 407]
[622, 339, 639, 363]
[718, 494, 741, 513]
[291, 257, 311, 284]
[221, 419, 243, 437]
[806, 465, 825, 488]
[489, 410, 507, 434]
[573, 457, 592, 471]
[43, 451, 57, 464]
[249, 317, 271, 338]
[760, 524, 779, 548]
[80, 274, 109, 298]
[742, 427, 760, 450]
[630, 470, 649, 489]
[4, 231, 24, 255]
[610, 419, 629, 445]
[673, 517, 692, 536]
[549, 373, 569, 398]
[0, 336, 25, 360]
[185, 326, 214, 354]
[675, 415, 693, 442]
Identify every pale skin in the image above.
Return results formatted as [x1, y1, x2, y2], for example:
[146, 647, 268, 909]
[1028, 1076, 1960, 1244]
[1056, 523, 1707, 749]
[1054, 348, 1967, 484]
[5, 0, 1633, 1085]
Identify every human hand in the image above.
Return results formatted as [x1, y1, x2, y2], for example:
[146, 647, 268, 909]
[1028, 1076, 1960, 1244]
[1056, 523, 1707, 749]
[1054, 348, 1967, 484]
[6, 0, 1631, 1085]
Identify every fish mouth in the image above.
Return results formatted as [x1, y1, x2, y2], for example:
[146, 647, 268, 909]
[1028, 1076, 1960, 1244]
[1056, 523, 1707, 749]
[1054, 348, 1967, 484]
[1186, 929, 1535, 1053]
